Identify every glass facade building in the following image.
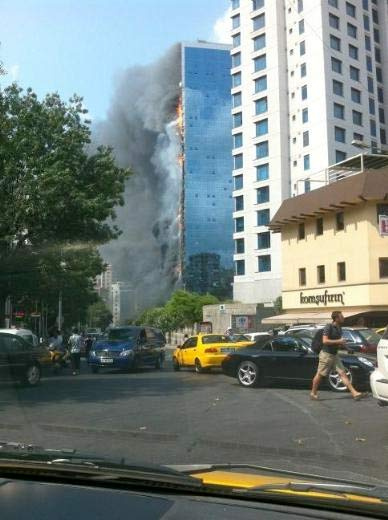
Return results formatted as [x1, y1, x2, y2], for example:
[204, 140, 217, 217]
[181, 42, 233, 296]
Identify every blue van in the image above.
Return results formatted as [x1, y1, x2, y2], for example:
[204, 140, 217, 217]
[88, 326, 166, 373]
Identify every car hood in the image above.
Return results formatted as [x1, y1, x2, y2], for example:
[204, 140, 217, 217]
[94, 340, 135, 352]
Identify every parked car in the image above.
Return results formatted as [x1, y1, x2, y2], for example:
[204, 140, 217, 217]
[0, 332, 42, 386]
[244, 332, 273, 342]
[0, 328, 39, 347]
[172, 333, 255, 373]
[285, 325, 380, 355]
[88, 326, 165, 373]
[375, 327, 386, 336]
[370, 328, 388, 406]
[221, 335, 375, 392]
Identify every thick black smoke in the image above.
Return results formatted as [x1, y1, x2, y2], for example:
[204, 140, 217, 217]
[94, 44, 182, 315]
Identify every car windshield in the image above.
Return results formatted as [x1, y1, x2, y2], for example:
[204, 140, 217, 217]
[357, 329, 382, 345]
[1, 0, 388, 507]
[107, 329, 138, 341]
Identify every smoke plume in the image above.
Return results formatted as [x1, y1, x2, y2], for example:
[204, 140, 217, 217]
[93, 44, 182, 314]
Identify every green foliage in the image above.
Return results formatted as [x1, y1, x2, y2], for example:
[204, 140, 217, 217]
[137, 291, 219, 333]
[87, 299, 113, 330]
[0, 84, 131, 327]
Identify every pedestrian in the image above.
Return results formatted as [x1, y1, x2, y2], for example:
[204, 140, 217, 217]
[310, 311, 365, 401]
[68, 328, 82, 375]
[84, 335, 94, 358]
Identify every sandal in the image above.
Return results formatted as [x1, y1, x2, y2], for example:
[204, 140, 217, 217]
[353, 392, 368, 401]
[310, 393, 319, 401]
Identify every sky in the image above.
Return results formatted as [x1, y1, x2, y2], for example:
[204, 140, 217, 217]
[0, 0, 230, 121]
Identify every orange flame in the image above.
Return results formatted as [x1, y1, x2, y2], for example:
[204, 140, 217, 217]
[176, 96, 183, 136]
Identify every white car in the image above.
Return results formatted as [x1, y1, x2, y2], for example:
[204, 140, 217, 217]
[244, 332, 273, 342]
[370, 328, 388, 406]
[0, 328, 39, 347]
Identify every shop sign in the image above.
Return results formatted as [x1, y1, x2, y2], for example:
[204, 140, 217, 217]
[300, 290, 345, 306]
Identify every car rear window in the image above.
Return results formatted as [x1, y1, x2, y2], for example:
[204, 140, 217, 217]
[108, 328, 138, 340]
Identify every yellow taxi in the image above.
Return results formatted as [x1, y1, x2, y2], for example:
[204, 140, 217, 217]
[376, 327, 386, 336]
[172, 333, 254, 373]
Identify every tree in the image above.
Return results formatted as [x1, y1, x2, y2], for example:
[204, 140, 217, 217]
[0, 84, 131, 327]
[87, 300, 113, 330]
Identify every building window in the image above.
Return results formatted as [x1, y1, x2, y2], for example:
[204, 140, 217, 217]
[366, 55, 372, 72]
[329, 13, 340, 29]
[316, 218, 323, 235]
[297, 0, 303, 12]
[317, 265, 325, 284]
[330, 35, 341, 51]
[333, 79, 343, 96]
[381, 129, 387, 145]
[252, 0, 264, 10]
[299, 268, 306, 286]
[232, 92, 242, 108]
[302, 108, 308, 123]
[232, 33, 241, 48]
[375, 47, 381, 64]
[304, 179, 311, 192]
[235, 195, 244, 211]
[338, 262, 346, 282]
[253, 34, 266, 51]
[335, 126, 346, 143]
[378, 88, 384, 104]
[233, 112, 242, 128]
[336, 211, 345, 231]
[334, 103, 345, 119]
[255, 97, 268, 115]
[349, 66, 360, 81]
[257, 209, 270, 226]
[253, 13, 265, 31]
[353, 132, 364, 141]
[256, 118, 268, 136]
[234, 175, 243, 191]
[367, 76, 374, 93]
[303, 154, 310, 170]
[349, 44, 358, 60]
[301, 85, 307, 100]
[369, 97, 375, 115]
[351, 87, 361, 103]
[231, 0, 240, 8]
[346, 2, 356, 17]
[365, 35, 371, 51]
[372, 8, 379, 23]
[303, 131, 309, 146]
[379, 108, 385, 124]
[234, 153, 243, 169]
[352, 110, 362, 126]
[232, 52, 241, 68]
[254, 54, 266, 72]
[298, 223, 305, 240]
[235, 216, 244, 232]
[254, 75, 267, 92]
[256, 163, 269, 181]
[379, 258, 388, 278]
[258, 232, 271, 249]
[256, 141, 269, 158]
[336, 150, 347, 162]
[376, 67, 383, 83]
[299, 19, 305, 34]
[363, 14, 370, 31]
[258, 255, 271, 272]
[374, 27, 380, 43]
[331, 57, 342, 74]
[329, 0, 338, 7]
[299, 41, 306, 56]
[257, 185, 269, 204]
[233, 133, 243, 149]
[235, 260, 245, 276]
[232, 72, 241, 87]
[347, 23, 357, 38]
[235, 238, 245, 254]
[370, 119, 377, 137]
[300, 62, 306, 77]
[232, 14, 240, 29]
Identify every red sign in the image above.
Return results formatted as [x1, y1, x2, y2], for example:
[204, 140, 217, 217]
[14, 312, 25, 318]
[379, 215, 388, 236]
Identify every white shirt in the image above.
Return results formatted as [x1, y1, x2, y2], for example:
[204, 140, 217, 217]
[69, 334, 82, 353]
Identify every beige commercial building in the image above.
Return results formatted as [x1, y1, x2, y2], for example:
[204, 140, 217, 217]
[265, 158, 388, 327]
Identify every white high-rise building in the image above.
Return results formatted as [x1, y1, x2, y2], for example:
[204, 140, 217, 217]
[231, 0, 388, 304]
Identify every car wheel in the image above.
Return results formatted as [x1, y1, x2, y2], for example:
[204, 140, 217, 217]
[195, 358, 205, 373]
[328, 369, 352, 392]
[22, 364, 41, 386]
[173, 358, 180, 371]
[91, 366, 99, 374]
[237, 360, 259, 388]
[378, 400, 388, 407]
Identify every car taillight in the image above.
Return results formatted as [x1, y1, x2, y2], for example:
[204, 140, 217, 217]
[204, 347, 218, 353]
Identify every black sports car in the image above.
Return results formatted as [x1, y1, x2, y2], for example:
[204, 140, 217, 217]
[221, 336, 375, 392]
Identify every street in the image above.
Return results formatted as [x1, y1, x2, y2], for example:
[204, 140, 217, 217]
[1, 352, 388, 486]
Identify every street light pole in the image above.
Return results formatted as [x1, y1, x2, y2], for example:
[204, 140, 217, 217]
[58, 291, 63, 331]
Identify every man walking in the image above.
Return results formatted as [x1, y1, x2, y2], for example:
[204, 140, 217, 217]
[311, 311, 365, 400]
[68, 328, 82, 375]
